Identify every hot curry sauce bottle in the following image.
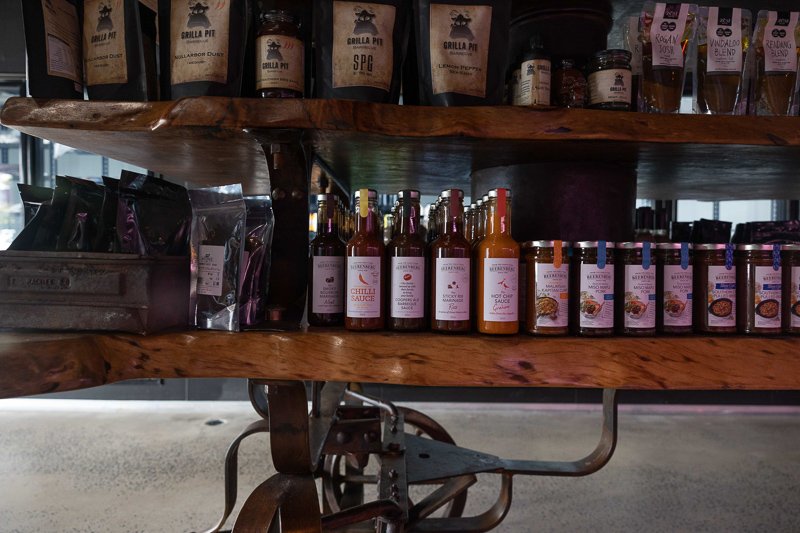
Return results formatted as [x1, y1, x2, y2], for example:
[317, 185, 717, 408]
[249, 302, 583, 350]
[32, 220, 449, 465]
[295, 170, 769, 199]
[345, 189, 385, 330]
[387, 190, 427, 331]
[308, 194, 345, 326]
[476, 188, 520, 334]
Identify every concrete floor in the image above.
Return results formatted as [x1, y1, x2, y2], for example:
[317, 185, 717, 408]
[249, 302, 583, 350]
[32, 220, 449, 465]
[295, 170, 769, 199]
[0, 400, 799, 533]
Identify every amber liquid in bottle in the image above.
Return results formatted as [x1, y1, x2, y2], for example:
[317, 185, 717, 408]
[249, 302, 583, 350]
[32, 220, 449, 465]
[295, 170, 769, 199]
[697, 44, 742, 114]
[387, 190, 427, 331]
[345, 189, 385, 331]
[476, 189, 520, 335]
[430, 190, 471, 333]
[308, 195, 345, 327]
[642, 42, 686, 113]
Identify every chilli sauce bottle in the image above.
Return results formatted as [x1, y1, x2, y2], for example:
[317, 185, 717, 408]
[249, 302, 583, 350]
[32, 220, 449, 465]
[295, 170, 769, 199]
[476, 188, 520, 334]
[387, 190, 427, 331]
[430, 189, 471, 333]
[308, 194, 345, 326]
[345, 189, 385, 331]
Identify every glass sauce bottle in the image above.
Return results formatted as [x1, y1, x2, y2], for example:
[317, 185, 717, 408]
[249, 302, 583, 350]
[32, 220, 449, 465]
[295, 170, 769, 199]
[616, 242, 656, 336]
[387, 190, 426, 331]
[309, 194, 345, 326]
[694, 244, 736, 334]
[657, 243, 694, 334]
[571, 241, 616, 336]
[345, 189, 385, 331]
[256, 10, 304, 98]
[524, 240, 570, 336]
[736, 244, 782, 335]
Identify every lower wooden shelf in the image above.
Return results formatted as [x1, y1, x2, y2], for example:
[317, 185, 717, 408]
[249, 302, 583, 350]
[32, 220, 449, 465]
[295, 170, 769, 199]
[1, 329, 798, 399]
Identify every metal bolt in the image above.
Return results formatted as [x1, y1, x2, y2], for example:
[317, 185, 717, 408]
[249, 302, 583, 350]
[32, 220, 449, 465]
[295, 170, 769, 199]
[387, 442, 400, 452]
[363, 431, 379, 443]
[336, 431, 350, 444]
[388, 469, 398, 480]
[291, 188, 305, 200]
[272, 187, 286, 200]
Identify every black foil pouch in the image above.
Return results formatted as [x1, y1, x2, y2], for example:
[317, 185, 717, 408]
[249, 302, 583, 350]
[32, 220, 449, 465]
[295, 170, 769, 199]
[415, 0, 510, 105]
[21, 0, 84, 99]
[117, 170, 191, 255]
[95, 176, 121, 252]
[56, 176, 105, 252]
[692, 218, 732, 244]
[189, 184, 247, 331]
[18, 184, 53, 226]
[10, 176, 72, 251]
[314, 0, 408, 103]
[239, 195, 275, 327]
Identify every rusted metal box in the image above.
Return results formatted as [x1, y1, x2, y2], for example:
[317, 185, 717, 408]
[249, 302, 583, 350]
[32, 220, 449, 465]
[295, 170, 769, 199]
[0, 251, 190, 334]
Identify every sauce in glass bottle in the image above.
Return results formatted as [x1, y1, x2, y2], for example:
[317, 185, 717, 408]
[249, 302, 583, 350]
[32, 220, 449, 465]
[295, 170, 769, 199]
[570, 241, 616, 336]
[256, 10, 305, 98]
[524, 240, 570, 336]
[387, 190, 426, 331]
[737, 244, 782, 335]
[430, 189, 471, 333]
[345, 189, 385, 331]
[616, 242, 656, 336]
[656, 243, 693, 334]
[476, 188, 519, 335]
[694, 243, 736, 334]
[309, 194, 345, 326]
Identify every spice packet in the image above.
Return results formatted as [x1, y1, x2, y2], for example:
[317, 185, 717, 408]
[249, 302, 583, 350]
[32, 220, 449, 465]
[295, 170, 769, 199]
[239, 195, 275, 327]
[189, 184, 247, 332]
[746, 10, 800, 116]
[56, 176, 105, 252]
[95, 177, 121, 252]
[17, 184, 53, 226]
[9, 176, 73, 251]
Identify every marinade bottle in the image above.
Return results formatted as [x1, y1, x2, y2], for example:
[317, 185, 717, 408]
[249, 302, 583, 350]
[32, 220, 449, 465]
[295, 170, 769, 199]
[345, 189, 385, 331]
[387, 190, 427, 331]
[256, 10, 305, 98]
[430, 189, 471, 333]
[308, 194, 345, 326]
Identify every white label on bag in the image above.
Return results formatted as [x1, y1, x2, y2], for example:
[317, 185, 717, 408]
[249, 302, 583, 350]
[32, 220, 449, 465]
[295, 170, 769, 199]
[707, 7, 743, 73]
[391, 256, 425, 318]
[332, 1, 396, 91]
[435, 258, 470, 321]
[312, 256, 344, 314]
[42, 0, 82, 84]
[578, 264, 614, 329]
[84, 0, 128, 86]
[534, 263, 568, 328]
[652, 3, 689, 68]
[197, 244, 225, 297]
[429, 4, 492, 97]
[171, 0, 231, 85]
[482, 258, 518, 322]
[706, 265, 736, 327]
[663, 265, 693, 327]
[623, 265, 656, 329]
[754, 266, 782, 328]
[763, 11, 799, 73]
[347, 256, 381, 318]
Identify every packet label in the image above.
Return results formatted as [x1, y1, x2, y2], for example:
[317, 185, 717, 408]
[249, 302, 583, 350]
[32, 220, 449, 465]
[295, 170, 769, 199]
[706, 7, 743, 73]
[429, 4, 492, 97]
[171, 0, 231, 85]
[197, 244, 225, 297]
[84, 0, 128, 86]
[651, 2, 690, 68]
[41, 0, 82, 84]
[763, 11, 799, 73]
[332, 1, 395, 91]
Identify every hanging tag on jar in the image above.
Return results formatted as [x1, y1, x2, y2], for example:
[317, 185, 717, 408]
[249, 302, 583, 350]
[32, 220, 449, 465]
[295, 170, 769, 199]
[773, 244, 782, 271]
[497, 188, 507, 233]
[598, 240, 607, 269]
[554, 240, 563, 269]
[680, 242, 689, 270]
[359, 188, 368, 218]
[725, 243, 734, 270]
[643, 241, 652, 270]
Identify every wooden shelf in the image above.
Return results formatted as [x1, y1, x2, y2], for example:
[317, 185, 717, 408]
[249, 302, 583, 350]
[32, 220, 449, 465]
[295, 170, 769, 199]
[2, 97, 800, 200]
[2, 329, 799, 399]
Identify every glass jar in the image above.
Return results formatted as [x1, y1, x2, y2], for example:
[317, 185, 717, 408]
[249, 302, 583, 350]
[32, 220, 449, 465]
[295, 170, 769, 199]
[693, 244, 736, 334]
[736, 244, 782, 335]
[518, 35, 551, 106]
[656, 243, 693, 334]
[386, 190, 426, 332]
[524, 241, 570, 336]
[552, 59, 587, 108]
[587, 49, 633, 111]
[256, 10, 304, 98]
[570, 241, 615, 336]
[783, 244, 800, 334]
[345, 188, 385, 331]
[616, 242, 656, 336]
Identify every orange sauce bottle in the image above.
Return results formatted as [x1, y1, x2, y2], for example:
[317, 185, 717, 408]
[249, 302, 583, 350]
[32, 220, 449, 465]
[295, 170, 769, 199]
[345, 189, 385, 330]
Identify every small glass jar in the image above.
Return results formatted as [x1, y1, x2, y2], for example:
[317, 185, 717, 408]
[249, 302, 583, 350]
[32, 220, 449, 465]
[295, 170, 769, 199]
[587, 49, 633, 111]
[656, 243, 693, 334]
[615, 242, 656, 336]
[570, 241, 615, 336]
[693, 244, 736, 334]
[552, 59, 587, 108]
[736, 244, 782, 335]
[256, 10, 305, 98]
[524, 241, 570, 336]
[783, 244, 800, 334]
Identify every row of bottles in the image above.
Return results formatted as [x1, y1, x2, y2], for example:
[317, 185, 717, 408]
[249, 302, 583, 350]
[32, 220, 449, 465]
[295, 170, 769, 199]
[308, 188, 521, 334]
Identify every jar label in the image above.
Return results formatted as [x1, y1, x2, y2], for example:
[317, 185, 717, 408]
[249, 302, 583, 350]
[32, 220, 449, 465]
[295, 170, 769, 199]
[518, 59, 551, 105]
[791, 266, 800, 328]
[482, 258, 518, 322]
[706, 7, 743, 74]
[429, 4, 492, 98]
[651, 3, 689, 68]
[197, 244, 225, 297]
[588, 69, 632, 105]
[706, 265, 736, 327]
[41, 0, 82, 84]
[170, 0, 231, 85]
[256, 34, 304, 92]
[435, 258, 470, 321]
[312, 256, 344, 314]
[579, 264, 614, 329]
[663, 265, 693, 327]
[624, 265, 656, 329]
[754, 265, 782, 328]
[332, 1, 395, 91]
[346, 256, 381, 318]
[535, 263, 568, 328]
[391, 256, 425, 319]
[626, 16, 643, 75]
[763, 11, 799, 74]
[83, 0, 128, 86]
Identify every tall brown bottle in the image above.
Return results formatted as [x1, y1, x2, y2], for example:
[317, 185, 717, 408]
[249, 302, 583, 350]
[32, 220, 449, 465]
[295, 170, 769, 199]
[387, 190, 427, 331]
[308, 194, 345, 326]
[345, 189, 385, 331]
[430, 189, 471, 333]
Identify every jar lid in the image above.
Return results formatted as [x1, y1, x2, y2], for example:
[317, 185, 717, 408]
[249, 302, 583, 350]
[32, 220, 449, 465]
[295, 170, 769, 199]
[397, 189, 420, 199]
[736, 244, 779, 251]
[314, 193, 336, 202]
[522, 240, 571, 248]
[482, 194, 490, 202]
[470, 203, 477, 209]
[591, 49, 632, 62]
[617, 241, 647, 249]
[488, 188, 512, 198]
[694, 244, 729, 250]
[574, 241, 616, 249]
[475, 199, 483, 206]
[657, 243, 693, 250]
[353, 188, 377, 199]
[440, 189, 464, 199]
[782, 244, 800, 251]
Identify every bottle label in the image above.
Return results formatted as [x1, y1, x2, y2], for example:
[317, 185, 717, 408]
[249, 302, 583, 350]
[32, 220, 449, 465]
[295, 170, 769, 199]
[791, 266, 800, 328]
[429, 4, 492, 98]
[312, 256, 344, 314]
[706, 265, 736, 327]
[623, 265, 656, 329]
[754, 265, 782, 328]
[170, 0, 231, 85]
[626, 16, 643, 75]
[706, 7, 743, 74]
[391, 256, 425, 319]
[535, 263, 568, 328]
[483, 258, 518, 322]
[41, 0, 82, 85]
[588, 69, 632, 105]
[256, 34, 304, 92]
[763, 11, 799, 74]
[651, 3, 689, 68]
[435, 257, 470, 321]
[83, 0, 128, 86]
[663, 265, 693, 327]
[332, 1, 395, 91]
[197, 244, 225, 297]
[579, 264, 614, 329]
[518, 59, 551, 105]
[346, 256, 381, 318]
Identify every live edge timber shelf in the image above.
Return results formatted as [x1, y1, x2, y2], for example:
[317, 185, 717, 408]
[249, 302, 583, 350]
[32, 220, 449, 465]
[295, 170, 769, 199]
[1, 330, 800, 399]
[2, 97, 800, 200]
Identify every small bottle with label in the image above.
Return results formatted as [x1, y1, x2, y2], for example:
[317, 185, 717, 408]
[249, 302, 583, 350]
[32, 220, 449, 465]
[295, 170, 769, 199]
[552, 59, 587, 108]
[476, 188, 519, 335]
[387, 190, 427, 332]
[524, 240, 570, 336]
[782, 244, 800, 334]
[694, 244, 736, 334]
[345, 189, 385, 331]
[430, 189, 471, 333]
[616, 242, 656, 336]
[256, 10, 305, 98]
[656, 243, 694, 334]
[518, 35, 551, 106]
[736, 244, 782, 335]
[309, 194, 346, 327]
[570, 241, 616, 336]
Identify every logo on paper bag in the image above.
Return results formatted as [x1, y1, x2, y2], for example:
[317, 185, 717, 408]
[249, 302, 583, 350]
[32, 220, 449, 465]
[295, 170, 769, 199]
[449, 10, 475, 41]
[187, 1, 212, 29]
[353, 7, 378, 35]
[97, 2, 114, 32]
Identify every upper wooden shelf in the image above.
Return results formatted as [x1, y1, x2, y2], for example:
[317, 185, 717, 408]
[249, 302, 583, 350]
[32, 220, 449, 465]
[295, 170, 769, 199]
[2, 97, 800, 200]
[1, 329, 799, 399]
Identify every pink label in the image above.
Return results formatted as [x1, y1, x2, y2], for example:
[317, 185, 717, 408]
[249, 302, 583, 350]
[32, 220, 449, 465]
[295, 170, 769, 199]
[579, 264, 614, 329]
[623, 265, 656, 329]
[312, 256, 344, 314]
[346, 256, 381, 318]
[706, 265, 736, 327]
[534, 263, 568, 328]
[435, 258, 470, 321]
[763, 11, 799, 73]
[390, 256, 425, 319]
[652, 3, 690, 68]
[482, 258, 518, 322]
[663, 265, 693, 327]
[706, 7, 743, 73]
[754, 266, 782, 328]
